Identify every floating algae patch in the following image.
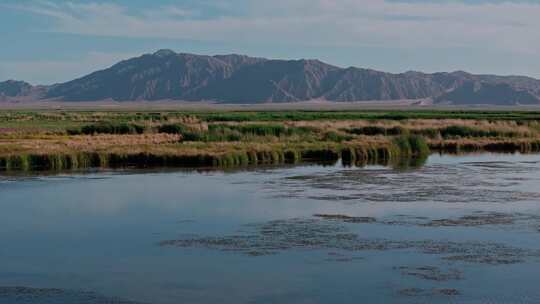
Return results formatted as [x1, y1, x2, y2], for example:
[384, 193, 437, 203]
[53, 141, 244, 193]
[305, 211, 540, 236]
[0, 286, 146, 304]
[394, 266, 463, 282]
[160, 217, 540, 265]
[422, 212, 522, 227]
[313, 214, 377, 223]
[398, 288, 460, 297]
[324, 252, 365, 262]
[380, 212, 540, 233]
[310, 211, 540, 233]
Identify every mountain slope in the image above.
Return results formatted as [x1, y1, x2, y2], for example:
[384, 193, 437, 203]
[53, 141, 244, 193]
[3, 50, 540, 105]
[0, 80, 33, 97]
[198, 59, 341, 102]
[46, 51, 241, 101]
[435, 81, 540, 105]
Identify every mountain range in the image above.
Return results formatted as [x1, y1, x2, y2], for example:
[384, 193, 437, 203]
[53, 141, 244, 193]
[2, 49, 540, 105]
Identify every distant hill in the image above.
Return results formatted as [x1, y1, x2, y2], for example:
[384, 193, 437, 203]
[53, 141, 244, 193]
[435, 81, 540, 105]
[2, 49, 540, 105]
[0, 80, 33, 97]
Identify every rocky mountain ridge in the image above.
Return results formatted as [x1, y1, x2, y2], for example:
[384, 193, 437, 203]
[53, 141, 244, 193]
[2, 50, 539, 105]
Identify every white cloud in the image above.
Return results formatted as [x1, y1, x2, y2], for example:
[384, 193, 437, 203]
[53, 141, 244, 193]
[5, 0, 540, 55]
[0, 51, 138, 84]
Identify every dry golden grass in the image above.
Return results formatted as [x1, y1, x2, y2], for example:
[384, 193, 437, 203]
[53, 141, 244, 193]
[0, 134, 180, 155]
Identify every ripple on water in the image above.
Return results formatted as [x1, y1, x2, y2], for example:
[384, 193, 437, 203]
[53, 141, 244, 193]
[0, 286, 146, 304]
[262, 160, 540, 203]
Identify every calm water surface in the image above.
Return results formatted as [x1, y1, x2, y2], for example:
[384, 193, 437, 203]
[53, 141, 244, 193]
[1, 153, 540, 303]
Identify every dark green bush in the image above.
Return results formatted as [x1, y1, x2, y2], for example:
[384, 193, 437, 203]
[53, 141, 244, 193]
[158, 124, 187, 134]
[346, 126, 407, 136]
[393, 135, 430, 156]
[348, 126, 387, 136]
[67, 123, 145, 135]
[386, 126, 408, 135]
[440, 126, 482, 138]
[411, 128, 440, 138]
[66, 127, 82, 135]
[234, 124, 287, 136]
[439, 125, 519, 138]
[408, 135, 430, 156]
[182, 130, 205, 141]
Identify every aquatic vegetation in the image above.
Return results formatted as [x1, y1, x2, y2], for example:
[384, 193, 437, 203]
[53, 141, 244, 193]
[310, 211, 540, 233]
[392, 135, 430, 157]
[439, 125, 522, 139]
[394, 266, 463, 282]
[195, 110, 540, 122]
[398, 288, 460, 297]
[0, 286, 147, 304]
[1, 110, 540, 171]
[313, 214, 377, 223]
[346, 126, 407, 136]
[160, 216, 540, 264]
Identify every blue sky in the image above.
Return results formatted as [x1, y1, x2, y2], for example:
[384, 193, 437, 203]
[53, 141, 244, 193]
[1, 0, 540, 84]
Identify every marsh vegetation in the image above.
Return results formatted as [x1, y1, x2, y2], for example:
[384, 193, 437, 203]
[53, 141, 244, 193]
[1, 110, 540, 171]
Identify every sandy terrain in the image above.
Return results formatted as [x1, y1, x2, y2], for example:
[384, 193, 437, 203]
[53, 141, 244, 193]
[2, 98, 540, 111]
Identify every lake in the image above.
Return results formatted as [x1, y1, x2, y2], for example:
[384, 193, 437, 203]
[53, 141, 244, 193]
[1, 153, 540, 303]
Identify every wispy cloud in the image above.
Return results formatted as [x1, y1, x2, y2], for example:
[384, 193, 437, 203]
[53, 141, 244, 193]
[5, 0, 539, 55]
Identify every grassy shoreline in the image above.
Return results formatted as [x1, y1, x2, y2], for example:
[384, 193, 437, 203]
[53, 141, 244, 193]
[1, 110, 540, 172]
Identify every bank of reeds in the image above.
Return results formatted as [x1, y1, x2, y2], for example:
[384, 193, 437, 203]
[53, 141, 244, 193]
[3, 111, 540, 172]
[344, 124, 529, 139]
[429, 139, 540, 153]
[0, 135, 431, 172]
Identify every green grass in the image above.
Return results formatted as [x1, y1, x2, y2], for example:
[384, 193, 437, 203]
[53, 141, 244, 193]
[154, 123, 325, 142]
[194, 110, 540, 122]
[3, 109, 540, 129]
[345, 125, 526, 139]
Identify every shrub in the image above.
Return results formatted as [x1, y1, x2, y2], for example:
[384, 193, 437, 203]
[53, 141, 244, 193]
[158, 124, 187, 134]
[347, 126, 387, 136]
[387, 126, 408, 136]
[346, 126, 407, 136]
[439, 125, 521, 138]
[235, 124, 287, 137]
[393, 135, 430, 156]
[182, 130, 205, 141]
[411, 128, 440, 138]
[68, 123, 145, 135]
[66, 127, 82, 135]
[440, 126, 481, 138]
[408, 135, 430, 156]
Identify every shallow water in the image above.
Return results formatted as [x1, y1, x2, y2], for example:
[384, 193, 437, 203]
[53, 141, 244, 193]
[1, 153, 540, 303]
